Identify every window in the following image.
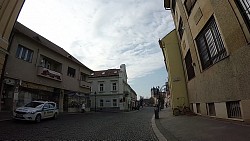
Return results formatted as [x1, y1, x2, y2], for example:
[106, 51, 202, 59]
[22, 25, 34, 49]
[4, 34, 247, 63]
[99, 83, 104, 92]
[207, 103, 216, 116]
[178, 18, 184, 39]
[226, 101, 242, 119]
[184, 0, 196, 15]
[80, 72, 87, 81]
[196, 103, 201, 114]
[235, 0, 250, 31]
[40, 58, 51, 69]
[112, 82, 117, 91]
[100, 99, 103, 107]
[43, 103, 49, 109]
[196, 16, 227, 70]
[113, 99, 117, 107]
[172, 0, 176, 14]
[16, 45, 33, 63]
[67, 67, 76, 77]
[184, 50, 195, 80]
[48, 103, 55, 109]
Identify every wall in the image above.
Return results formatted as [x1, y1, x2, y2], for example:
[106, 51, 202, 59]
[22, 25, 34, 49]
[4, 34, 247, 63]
[161, 30, 189, 109]
[171, 0, 250, 120]
[5, 26, 91, 94]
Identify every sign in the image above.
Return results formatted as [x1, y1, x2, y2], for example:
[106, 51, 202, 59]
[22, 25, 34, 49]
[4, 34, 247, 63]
[37, 67, 62, 81]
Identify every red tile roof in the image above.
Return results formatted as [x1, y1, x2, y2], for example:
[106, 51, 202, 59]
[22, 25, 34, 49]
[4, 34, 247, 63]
[89, 69, 120, 78]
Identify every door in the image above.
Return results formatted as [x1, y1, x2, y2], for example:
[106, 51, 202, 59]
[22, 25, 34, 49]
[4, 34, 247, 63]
[42, 103, 50, 118]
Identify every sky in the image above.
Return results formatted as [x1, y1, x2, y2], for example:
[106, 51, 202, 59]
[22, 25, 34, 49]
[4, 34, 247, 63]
[17, 0, 174, 99]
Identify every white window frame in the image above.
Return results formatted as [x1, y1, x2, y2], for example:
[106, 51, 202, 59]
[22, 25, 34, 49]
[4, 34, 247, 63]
[112, 99, 117, 107]
[111, 82, 117, 91]
[100, 99, 103, 107]
[99, 83, 104, 92]
[16, 45, 33, 63]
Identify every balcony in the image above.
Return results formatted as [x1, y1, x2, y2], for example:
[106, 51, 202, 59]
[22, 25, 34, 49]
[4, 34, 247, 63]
[80, 80, 90, 88]
[37, 67, 62, 81]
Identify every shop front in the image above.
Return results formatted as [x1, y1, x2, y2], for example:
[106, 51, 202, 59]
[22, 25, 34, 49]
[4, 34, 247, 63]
[64, 91, 88, 112]
[1, 78, 59, 111]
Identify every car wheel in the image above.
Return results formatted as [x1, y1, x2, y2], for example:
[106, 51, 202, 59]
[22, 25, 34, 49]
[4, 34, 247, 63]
[53, 113, 57, 119]
[35, 114, 41, 123]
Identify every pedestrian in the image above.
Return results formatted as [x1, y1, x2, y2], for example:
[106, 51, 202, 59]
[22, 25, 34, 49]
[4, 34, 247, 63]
[81, 103, 85, 113]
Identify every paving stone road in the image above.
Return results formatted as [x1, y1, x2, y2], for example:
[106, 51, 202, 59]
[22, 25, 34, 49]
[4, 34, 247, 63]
[0, 107, 157, 140]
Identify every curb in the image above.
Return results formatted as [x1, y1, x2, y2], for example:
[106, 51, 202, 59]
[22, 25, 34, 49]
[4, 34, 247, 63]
[0, 118, 11, 122]
[151, 115, 167, 141]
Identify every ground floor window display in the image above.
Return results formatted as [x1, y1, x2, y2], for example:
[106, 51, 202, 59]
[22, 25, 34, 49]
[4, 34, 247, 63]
[1, 84, 59, 111]
[65, 93, 86, 112]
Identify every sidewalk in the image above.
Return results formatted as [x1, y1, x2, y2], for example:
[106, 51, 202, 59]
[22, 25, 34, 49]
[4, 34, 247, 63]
[153, 108, 250, 141]
[0, 111, 12, 121]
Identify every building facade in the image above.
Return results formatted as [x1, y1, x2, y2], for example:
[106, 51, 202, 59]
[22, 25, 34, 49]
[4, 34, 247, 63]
[159, 30, 189, 111]
[89, 64, 137, 112]
[0, 0, 25, 111]
[2, 22, 93, 112]
[164, 0, 250, 121]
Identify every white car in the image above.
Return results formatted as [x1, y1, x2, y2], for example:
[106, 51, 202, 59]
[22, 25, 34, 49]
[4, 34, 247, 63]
[13, 101, 59, 123]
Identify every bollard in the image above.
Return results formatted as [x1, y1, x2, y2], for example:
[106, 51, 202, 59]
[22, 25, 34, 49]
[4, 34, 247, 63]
[154, 108, 159, 119]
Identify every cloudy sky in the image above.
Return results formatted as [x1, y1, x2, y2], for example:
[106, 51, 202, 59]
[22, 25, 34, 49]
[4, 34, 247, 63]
[17, 0, 174, 98]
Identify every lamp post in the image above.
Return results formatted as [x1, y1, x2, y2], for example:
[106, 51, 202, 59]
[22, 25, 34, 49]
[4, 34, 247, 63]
[94, 91, 96, 112]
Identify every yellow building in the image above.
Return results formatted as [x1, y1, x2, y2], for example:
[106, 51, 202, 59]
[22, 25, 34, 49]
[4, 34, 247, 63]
[0, 0, 25, 111]
[159, 30, 189, 114]
[164, 0, 250, 121]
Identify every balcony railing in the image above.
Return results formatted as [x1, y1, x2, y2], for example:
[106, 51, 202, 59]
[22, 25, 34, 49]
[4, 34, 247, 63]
[37, 67, 62, 81]
[80, 80, 90, 88]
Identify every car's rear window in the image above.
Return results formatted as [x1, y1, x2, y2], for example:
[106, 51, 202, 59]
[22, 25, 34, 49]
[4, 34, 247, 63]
[24, 102, 44, 108]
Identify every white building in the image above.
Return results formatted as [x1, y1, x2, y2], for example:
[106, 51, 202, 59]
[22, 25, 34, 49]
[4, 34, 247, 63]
[89, 64, 137, 112]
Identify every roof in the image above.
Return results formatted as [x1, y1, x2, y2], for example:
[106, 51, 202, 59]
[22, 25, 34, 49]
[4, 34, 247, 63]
[13, 22, 93, 72]
[89, 69, 120, 78]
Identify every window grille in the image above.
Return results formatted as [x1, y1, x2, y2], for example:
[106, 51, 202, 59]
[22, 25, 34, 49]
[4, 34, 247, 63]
[196, 16, 227, 70]
[235, 0, 250, 31]
[184, 50, 195, 80]
[226, 101, 242, 119]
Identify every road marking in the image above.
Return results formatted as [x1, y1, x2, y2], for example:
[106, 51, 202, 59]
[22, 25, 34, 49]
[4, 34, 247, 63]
[151, 115, 167, 141]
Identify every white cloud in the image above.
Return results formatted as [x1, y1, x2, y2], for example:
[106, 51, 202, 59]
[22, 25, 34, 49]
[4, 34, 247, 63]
[18, 0, 174, 83]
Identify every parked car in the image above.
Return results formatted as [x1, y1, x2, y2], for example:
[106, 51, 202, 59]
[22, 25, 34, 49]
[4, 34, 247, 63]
[13, 101, 59, 123]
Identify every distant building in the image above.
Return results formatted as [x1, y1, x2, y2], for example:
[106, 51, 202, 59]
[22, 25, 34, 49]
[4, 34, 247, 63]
[2, 22, 93, 112]
[89, 64, 137, 112]
[0, 0, 25, 111]
[163, 0, 250, 121]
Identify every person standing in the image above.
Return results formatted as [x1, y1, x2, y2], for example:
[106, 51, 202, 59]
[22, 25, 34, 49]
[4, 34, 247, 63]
[81, 103, 85, 113]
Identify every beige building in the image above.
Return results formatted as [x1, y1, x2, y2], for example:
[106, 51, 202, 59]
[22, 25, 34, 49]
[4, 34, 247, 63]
[0, 0, 25, 111]
[164, 0, 250, 121]
[2, 22, 93, 112]
[159, 30, 189, 113]
[89, 64, 137, 112]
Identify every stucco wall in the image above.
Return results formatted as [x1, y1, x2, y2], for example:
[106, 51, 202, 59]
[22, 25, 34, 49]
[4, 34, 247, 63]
[5, 32, 91, 93]
[173, 0, 250, 104]
[161, 30, 189, 108]
[0, 0, 24, 83]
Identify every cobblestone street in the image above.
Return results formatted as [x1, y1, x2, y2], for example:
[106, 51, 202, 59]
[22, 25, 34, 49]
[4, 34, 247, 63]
[0, 107, 157, 140]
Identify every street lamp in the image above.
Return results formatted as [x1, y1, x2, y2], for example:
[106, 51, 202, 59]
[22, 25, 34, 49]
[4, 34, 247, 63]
[94, 91, 96, 112]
